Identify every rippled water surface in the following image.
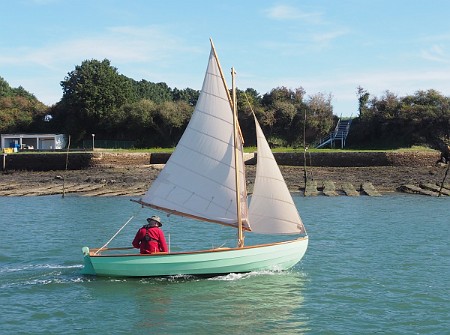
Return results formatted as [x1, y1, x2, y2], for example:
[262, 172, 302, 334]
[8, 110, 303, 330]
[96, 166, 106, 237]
[0, 194, 448, 334]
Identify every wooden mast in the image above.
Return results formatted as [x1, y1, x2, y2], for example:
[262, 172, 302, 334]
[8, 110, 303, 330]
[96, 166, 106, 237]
[232, 66, 244, 248]
[209, 38, 244, 248]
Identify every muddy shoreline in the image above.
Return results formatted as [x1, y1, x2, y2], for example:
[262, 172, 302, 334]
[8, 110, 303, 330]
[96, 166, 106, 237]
[1, 164, 448, 197]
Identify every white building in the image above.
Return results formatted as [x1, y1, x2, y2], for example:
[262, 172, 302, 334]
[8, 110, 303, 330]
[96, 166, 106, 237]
[1, 134, 67, 151]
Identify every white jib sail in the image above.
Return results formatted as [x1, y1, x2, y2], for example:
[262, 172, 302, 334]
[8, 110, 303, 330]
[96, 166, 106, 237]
[140, 48, 249, 229]
[248, 115, 306, 234]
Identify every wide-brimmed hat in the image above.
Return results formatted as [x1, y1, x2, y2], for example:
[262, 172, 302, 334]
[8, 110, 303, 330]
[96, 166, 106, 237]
[147, 215, 162, 227]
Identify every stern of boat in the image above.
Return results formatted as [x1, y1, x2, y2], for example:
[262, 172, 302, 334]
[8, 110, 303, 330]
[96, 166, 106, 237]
[81, 247, 96, 275]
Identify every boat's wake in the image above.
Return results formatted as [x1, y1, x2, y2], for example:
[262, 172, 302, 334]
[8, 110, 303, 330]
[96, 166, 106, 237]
[209, 269, 289, 281]
[0, 263, 82, 274]
[0, 262, 89, 289]
[129, 269, 291, 283]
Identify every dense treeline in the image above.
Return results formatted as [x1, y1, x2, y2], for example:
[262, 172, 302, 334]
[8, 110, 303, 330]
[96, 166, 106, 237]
[1, 59, 335, 148]
[348, 87, 450, 150]
[1, 60, 449, 150]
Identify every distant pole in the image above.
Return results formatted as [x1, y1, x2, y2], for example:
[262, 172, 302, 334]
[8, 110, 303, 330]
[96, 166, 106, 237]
[2, 153, 6, 171]
[438, 163, 450, 197]
[303, 109, 307, 194]
[62, 135, 71, 198]
[92, 133, 95, 151]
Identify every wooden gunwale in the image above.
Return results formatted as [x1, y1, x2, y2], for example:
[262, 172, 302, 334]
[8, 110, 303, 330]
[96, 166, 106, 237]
[88, 237, 308, 257]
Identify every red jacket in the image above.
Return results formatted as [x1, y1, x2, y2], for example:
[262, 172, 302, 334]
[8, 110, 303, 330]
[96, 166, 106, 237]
[132, 225, 168, 254]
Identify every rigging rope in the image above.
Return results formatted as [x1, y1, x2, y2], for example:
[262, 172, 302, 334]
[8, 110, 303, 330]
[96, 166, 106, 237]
[94, 207, 142, 255]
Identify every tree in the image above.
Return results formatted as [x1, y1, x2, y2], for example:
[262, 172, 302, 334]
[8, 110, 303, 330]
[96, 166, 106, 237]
[59, 59, 135, 141]
[172, 87, 200, 106]
[235, 88, 263, 146]
[306, 92, 334, 139]
[155, 100, 193, 146]
[0, 96, 46, 133]
[0, 77, 47, 133]
[0, 76, 11, 97]
[260, 87, 306, 145]
[400, 89, 450, 146]
[348, 88, 450, 149]
[356, 86, 370, 118]
[133, 80, 173, 103]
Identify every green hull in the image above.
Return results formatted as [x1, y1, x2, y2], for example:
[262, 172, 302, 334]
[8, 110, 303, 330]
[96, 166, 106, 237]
[82, 237, 308, 277]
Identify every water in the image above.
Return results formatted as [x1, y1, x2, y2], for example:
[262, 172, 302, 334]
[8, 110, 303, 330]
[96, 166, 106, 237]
[0, 194, 448, 334]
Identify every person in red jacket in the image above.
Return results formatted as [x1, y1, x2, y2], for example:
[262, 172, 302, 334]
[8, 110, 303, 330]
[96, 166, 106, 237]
[132, 215, 168, 254]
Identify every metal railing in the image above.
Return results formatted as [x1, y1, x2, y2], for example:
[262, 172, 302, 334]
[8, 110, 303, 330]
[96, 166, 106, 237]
[315, 119, 352, 149]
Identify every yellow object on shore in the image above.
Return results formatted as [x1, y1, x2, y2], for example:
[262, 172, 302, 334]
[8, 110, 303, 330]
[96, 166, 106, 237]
[3, 148, 13, 154]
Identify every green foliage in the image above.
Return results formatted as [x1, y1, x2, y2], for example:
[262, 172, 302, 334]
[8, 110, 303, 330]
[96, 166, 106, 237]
[59, 59, 136, 142]
[348, 88, 450, 150]
[2, 62, 450, 151]
[172, 87, 199, 105]
[0, 78, 46, 133]
[154, 100, 193, 145]
[258, 86, 334, 147]
[356, 86, 370, 117]
[51, 59, 201, 146]
[305, 92, 334, 138]
[0, 76, 10, 97]
[132, 80, 173, 103]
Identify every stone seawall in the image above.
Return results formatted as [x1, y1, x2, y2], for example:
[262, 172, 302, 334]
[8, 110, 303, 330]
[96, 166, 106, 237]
[272, 151, 440, 167]
[1, 150, 440, 171]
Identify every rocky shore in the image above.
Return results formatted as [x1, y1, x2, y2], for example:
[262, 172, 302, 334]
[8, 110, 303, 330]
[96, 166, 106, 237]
[1, 163, 449, 197]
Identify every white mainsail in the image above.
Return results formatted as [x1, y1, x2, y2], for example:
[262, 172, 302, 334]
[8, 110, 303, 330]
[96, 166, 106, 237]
[140, 48, 249, 229]
[248, 115, 306, 234]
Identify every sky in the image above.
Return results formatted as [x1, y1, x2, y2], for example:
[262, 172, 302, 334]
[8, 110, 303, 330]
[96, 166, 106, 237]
[2, 0, 450, 117]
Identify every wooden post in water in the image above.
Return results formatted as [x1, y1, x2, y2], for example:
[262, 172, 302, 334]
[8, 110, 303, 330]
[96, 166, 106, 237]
[62, 135, 71, 198]
[438, 163, 450, 197]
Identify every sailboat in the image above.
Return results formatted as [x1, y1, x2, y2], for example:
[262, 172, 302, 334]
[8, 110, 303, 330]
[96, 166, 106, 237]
[81, 39, 308, 277]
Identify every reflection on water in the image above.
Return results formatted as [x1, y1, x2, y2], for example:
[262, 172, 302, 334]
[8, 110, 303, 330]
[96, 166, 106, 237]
[127, 271, 309, 334]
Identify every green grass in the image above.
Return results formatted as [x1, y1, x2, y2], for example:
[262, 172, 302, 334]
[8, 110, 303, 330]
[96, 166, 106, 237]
[245, 145, 437, 153]
[9, 145, 437, 154]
